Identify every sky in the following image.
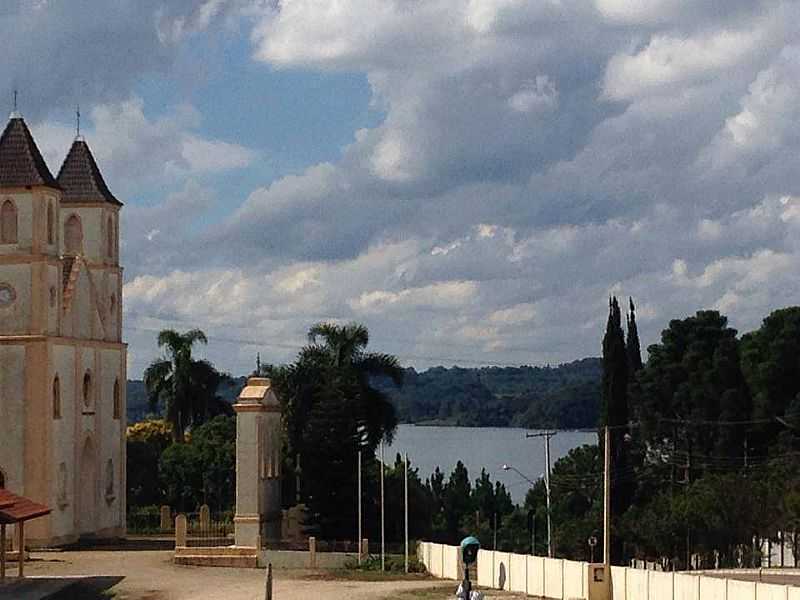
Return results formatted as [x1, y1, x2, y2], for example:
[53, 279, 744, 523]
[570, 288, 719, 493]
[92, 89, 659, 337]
[4, 0, 800, 378]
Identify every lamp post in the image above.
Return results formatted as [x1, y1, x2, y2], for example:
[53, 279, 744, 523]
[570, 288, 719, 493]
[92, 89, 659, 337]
[526, 431, 556, 557]
[502, 464, 549, 556]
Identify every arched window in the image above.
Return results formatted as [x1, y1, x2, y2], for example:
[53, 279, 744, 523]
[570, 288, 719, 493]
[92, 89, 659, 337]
[107, 216, 114, 258]
[65, 214, 83, 255]
[113, 379, 120, 420]
[0, 468, 5, 488]
[53, 376, 61, 419]
[83, 371, 92, 408]
[1, 200, 17, 244]
[47, 202, 54, 245]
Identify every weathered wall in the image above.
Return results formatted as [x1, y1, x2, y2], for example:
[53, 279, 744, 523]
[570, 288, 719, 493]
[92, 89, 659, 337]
[0, 344, 25, 490]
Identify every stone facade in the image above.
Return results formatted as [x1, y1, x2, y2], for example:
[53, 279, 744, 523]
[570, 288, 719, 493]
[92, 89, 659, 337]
[0, 115, 126, 546]
[234, 377, 282, 548]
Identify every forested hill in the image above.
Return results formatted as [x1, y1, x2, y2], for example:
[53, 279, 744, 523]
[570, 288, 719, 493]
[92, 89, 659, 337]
[126, 357, 602, 429]
[372, 358, 602, 428]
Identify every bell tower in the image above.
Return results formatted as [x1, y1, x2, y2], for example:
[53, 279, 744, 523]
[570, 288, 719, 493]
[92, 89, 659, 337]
[0, 114, 62, 336]
[56, 135, 123, 342]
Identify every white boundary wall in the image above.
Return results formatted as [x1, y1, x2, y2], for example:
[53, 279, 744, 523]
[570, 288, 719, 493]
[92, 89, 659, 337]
[417, 542, 800, 600]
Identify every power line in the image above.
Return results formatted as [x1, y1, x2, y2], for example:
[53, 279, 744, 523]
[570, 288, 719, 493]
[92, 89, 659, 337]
[122, 324, 539, 367]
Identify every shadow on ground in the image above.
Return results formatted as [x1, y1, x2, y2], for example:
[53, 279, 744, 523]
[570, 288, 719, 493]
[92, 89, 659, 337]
[0, 575, 124, 600]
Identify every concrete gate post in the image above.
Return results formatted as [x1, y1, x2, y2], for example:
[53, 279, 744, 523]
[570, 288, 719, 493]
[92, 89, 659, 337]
[234, 377, 283, 548]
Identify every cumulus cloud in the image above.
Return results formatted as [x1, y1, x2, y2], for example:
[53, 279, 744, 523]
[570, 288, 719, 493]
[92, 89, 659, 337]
[33, 98, 257, 196]
[0, 0, 257, 121]
[20, 0, 800, 375]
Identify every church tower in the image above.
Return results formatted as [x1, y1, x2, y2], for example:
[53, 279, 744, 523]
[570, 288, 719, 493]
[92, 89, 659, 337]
[0, 112, 126, 546]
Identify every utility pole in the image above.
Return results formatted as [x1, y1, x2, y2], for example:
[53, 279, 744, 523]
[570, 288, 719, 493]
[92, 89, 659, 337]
[380, 440, 385, 572]
[527, 430, 556, 557]
[404, 453, 409, 574]
[603, 426, 611, 568]
[357, 450, 362, 565]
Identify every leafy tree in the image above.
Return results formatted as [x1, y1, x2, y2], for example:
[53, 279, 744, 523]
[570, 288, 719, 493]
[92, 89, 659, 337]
[548, 444, 603, 559]
[144, 329, 231, 442]
[741, 307, 800, 453]
[632, 311, 751, 467]
[158, 415, 236, 512]
[383, 453, 434, 544]
[126, 419, 173, 508]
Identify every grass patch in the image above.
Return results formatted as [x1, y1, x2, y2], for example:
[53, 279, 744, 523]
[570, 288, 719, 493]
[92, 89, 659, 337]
[383, 585, 457, 599]
[305, 567, 433, 582]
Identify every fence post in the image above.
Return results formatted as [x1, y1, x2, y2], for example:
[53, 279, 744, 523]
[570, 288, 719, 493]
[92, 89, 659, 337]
[264, 563, 273, 600]
[175, 514, 187, 548]
[199, 504, 210, 529]
[160, 505, 172, 530]
[361, 538, 369, 561]
[309, 536, 317, 568]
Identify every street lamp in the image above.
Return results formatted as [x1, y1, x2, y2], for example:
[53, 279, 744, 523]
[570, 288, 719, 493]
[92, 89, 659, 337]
[502, 464, 550, 557]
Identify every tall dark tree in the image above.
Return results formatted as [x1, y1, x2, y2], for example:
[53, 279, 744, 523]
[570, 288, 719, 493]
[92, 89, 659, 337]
[626, 298, 643, 373]
[442, 460, 473, 539]
[272, 322, 404, 538]
[601, 297, 629, 433]
[600, 297, 632, 562]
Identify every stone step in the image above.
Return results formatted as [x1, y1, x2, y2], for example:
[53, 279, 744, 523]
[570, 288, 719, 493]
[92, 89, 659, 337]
[173, 554, 258, 568]
[175, 546, 257, 557]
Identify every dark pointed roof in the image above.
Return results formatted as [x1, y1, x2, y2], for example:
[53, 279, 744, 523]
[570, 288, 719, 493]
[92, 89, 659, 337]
[0, 116, 60, 189]
[57, 138, 122, 206]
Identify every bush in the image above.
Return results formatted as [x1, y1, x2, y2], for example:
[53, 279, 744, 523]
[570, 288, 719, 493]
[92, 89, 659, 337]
[345, 554, 426, 573]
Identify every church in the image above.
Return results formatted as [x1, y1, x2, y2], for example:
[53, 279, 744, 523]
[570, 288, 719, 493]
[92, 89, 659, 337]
[0, 110, 126, 546]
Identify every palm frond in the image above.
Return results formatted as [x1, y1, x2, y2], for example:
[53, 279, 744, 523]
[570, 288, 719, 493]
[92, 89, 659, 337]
[356, 352, 404, 386]
[156, 329, 183, 352]
[184, 328, 208, 346]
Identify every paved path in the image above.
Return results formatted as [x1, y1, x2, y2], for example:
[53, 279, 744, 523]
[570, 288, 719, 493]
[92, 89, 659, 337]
[1, 550, 459, 600]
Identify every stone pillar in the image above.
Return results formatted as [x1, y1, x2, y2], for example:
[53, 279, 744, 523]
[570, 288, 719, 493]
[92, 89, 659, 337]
[199, 504, 210, 529]
[234, 377, 283, 549]
[309, 536, 317, 568]
[175, 514, 187, 548]
[160, 505, 171, 530]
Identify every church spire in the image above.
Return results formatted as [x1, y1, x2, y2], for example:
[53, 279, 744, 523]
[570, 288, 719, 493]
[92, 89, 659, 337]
[56, 137, 121, 205]
[0, 114, 59, 189]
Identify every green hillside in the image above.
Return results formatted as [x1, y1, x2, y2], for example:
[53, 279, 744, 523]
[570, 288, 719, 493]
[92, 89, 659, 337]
[127, 358, 601, 429]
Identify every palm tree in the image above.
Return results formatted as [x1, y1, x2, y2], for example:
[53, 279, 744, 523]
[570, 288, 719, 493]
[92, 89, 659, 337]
[306, 322, 404, 447]
[274, 322, 404, 536]
[144, 328, 227, 442]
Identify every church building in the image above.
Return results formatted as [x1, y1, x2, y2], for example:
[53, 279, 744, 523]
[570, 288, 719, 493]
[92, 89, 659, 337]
[0, 111, 126, 546]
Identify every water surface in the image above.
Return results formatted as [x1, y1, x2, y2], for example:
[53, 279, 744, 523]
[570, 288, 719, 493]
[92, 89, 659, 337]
[382, 425, 596, 504]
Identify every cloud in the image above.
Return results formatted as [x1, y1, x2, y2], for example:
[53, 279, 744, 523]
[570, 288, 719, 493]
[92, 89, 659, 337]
[33, 98, 258, 196]
[19, 0, 800, 376]
[602, 27, 766, 102]
[0, 1, 256, 121]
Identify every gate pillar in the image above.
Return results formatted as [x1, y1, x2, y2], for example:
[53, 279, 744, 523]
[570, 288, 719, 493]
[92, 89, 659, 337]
[234, 377, 282, 548]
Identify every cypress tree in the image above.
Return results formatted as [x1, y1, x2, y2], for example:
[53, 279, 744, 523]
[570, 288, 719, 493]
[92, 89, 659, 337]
[601, 296, 628, 432]
[600, 296, 632, 563]
[626, 297, 643, 373]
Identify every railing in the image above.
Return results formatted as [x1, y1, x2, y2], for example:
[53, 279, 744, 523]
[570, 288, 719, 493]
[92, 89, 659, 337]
[127, 506, 174, 535]
[186, 518, 234, 548]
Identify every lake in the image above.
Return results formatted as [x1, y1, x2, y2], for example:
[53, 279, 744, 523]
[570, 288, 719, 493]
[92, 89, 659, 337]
[381, 425, 596, 504]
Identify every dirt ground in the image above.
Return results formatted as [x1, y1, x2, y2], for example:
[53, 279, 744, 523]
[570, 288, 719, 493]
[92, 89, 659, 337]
[1, 550, 526, 600]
